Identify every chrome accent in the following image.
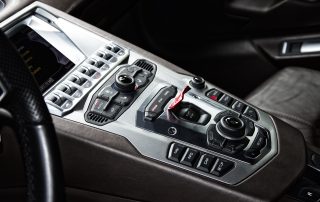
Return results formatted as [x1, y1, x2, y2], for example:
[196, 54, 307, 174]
[301, 40, 320, 53]
[281, 41, 288, 54]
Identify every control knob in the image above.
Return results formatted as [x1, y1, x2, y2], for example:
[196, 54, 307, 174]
[190, 76, 205, 89]
[114, 74, 135, 92]
[216, 116, 246, 140]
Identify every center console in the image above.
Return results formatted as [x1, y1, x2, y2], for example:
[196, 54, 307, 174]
[0, 2, 310, 202]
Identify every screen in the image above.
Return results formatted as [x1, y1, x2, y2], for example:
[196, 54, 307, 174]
[10, 25, 75, 93]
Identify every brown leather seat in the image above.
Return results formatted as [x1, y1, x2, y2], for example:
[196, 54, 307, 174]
[246, 67, 320, 147]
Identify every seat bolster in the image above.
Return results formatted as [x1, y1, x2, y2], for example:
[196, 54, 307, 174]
[246, 67, 320, 147]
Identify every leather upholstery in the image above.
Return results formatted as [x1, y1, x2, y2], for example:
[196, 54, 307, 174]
[246, 67, 320, 147]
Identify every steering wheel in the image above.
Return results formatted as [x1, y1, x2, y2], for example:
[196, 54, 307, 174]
[0, 31, 65, 202]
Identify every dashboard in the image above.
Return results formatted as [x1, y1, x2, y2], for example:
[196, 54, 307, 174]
[0, 2, 310, 202]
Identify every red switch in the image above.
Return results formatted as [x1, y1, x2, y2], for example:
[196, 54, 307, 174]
[168, 86, 191, 110]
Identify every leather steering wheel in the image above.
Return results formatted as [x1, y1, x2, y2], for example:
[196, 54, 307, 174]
[0, 31, 65, 202]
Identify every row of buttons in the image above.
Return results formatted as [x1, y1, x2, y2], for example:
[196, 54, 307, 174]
[91, 86, 133, 119]
[168, 143, 235, 177]
[45, 43, 129, 116]
[206, 89, 258, 121]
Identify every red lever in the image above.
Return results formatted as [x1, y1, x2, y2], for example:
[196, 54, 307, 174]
[168, 85, 191, 110]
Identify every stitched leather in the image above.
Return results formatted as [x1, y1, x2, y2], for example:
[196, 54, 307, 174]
[246, 67, 320, 147]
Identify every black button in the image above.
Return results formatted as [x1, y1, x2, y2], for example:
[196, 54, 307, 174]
[168, 143, 186, 162]
[232, 101, 247, 113]
[223, 138, 249, 154]
[244, 107, 258, 121]
[102, 103, 122, 119]
[299, 188, 320, 202]
[190, 76, 205, 89]
[219, 95, 233, 107]
[140, 70, 152, 78]
[211, 158, 234, 176]
[196, 154, 216, 173]
[179, 106, 201, 122]
[181, 148, 200, 167]
[214, 110, 238, 123]
[207, 89, 223, 101]
[207, 125, 226, 150]
[242, 117, 255, 136]
[244, 149, 260, 159]
[251, 129, 267, 151]
[91, 98, 110, 115]
[114, 94, 133, 106]
[112, 46, 120, 53]
[145, 86, 177, 121]
[144, 111, 158, 121]
[98, 86, 118, 101]
[135, 74, 148, 88]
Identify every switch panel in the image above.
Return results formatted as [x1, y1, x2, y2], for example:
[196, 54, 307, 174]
[85, 59, 157, 125]
[45, 42, 130, 116]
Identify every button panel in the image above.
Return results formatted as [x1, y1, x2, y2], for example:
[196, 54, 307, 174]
[85, 59, 157, 125]
[206, 88, 259, 121]
[168, 143, 235, 177]
[45, 42, 129, 116]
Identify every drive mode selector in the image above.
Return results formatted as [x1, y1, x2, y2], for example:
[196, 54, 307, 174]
[114, 74, 135, 92]
[216, 116, 246, 140]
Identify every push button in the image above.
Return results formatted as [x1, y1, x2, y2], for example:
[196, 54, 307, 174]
[251, 129, 267, 151]
[196, 154, 216, 173]
[207, 125, 226, 150]
[244, 107, 258, 121]
[206, 89, 223, 101]
[91, 98, 110, 115]
[178, 106, 201, 123]
[135, 74, 148, 88]
[181, 148, 200, 167]
[211, 158, 234, 176]
[145, 86, 177, 121]
[242, 117, 255, 136]
[223, 138, 249, 154]
[102, 103, 122, 119]
[98, 86, 118, 101]
[168, 143, 186, 162]
[218, 94, 233, 107]
[113, 93, 133, 106]
[244, 149, 261, 159]
[232, 101, 247, 113]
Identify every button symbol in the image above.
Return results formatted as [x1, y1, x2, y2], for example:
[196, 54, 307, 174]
[204, 157, 209, 165]
[217, 162, 224, 171]
[168, 127, 178, 136]
[307, 192, 313, 197]
[187, 152, 194, 159]
[173, 148, 180, 155]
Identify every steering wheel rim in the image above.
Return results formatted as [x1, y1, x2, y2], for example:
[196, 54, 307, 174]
[0, 31, 65, 201]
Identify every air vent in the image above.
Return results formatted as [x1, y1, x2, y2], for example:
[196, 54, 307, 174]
[87, 112, 108, 125]
[134, 59, 155, 72]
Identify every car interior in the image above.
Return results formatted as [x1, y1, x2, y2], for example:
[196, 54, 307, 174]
[0, 0, 320, 201]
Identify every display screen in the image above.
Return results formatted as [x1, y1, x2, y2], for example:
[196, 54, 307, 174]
[10, 25, 74, 93]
